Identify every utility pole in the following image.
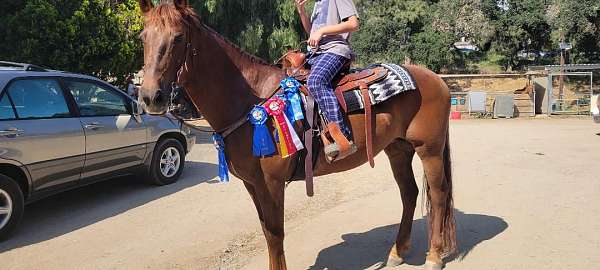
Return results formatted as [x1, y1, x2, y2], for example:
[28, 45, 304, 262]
[558, 46, 565, 111]
[558, 38, 572, 111]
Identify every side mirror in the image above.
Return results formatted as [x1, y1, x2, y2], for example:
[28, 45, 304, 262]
[131, 100, 144, 122]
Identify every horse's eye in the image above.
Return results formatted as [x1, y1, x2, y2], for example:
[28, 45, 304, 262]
[174, 34, 184, 43]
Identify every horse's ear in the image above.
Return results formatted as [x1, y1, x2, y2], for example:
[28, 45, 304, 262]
[173, 0, 189, 10]
[139, 0, 154, 13]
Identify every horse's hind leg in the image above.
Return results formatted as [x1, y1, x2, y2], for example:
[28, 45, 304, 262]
[414, 133, 455, 270]
[384, 139, 418, 266]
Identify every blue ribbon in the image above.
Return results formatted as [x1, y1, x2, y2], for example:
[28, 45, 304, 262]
[280, 76, 301, 90]
[248, 106, 276, 157]
[280, 77, 304, 121]
[212, 133, 229, 182]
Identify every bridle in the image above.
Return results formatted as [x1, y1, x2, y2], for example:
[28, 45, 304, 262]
[168, 21, 194, 115]
[161, 21, 217, 134]
[164, 20, 283, 138]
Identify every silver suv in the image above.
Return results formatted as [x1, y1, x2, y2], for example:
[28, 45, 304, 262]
[0, 62, 195, 239]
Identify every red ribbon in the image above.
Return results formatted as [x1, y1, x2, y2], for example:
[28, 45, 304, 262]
[264, 97, 297, 157]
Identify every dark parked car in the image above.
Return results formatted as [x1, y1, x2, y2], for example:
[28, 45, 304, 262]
[0, 62, 195, 239]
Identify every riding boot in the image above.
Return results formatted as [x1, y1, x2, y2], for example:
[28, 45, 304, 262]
[321, 122, 357, 162]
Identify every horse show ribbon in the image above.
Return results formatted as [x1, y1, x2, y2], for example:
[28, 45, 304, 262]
[280, 77, 304, 121]
[264, 97, 302, 158]
[212, 133, 229, 182]
[248, 106, 276, 157]
[283, 110, 304, 152]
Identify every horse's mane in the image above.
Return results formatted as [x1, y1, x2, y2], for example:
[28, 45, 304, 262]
[143, 2, 270, 66]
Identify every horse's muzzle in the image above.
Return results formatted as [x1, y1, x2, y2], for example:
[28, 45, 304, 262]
[142, 90, 165, 106]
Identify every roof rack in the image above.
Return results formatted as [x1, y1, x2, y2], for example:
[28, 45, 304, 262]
[0, 61, 48, 72]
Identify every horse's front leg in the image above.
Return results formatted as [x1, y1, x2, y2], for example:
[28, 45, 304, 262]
[249, 175, 287, 270]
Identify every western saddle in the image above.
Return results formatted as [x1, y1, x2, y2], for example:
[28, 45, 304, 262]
[280, 50, 387, 170]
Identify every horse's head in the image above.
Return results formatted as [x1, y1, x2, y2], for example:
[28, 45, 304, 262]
[138, 0, 198, 114]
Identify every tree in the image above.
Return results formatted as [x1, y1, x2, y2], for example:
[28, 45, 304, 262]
[481, 0, 552, 70]
[430, 0, 495, 50]
[351, 0, 465, 72]
[546, 0, 600, 63]
[2, 0, 595, 78]
[193, 0, 305, 61]
[0, 0, 143, 87]
[409, 27, 459, 72]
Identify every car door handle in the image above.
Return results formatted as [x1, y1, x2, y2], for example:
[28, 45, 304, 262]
[84, 122, 103, 130]
[0, 127, 24, 137]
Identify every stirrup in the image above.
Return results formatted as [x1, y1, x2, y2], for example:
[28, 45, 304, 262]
[321, 122, 357, 162]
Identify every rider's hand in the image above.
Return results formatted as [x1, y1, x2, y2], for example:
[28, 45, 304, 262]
[294, 0, 308, 9]
[308, 29, 323, 47]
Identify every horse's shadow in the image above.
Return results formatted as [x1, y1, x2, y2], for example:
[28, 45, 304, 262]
[309, 210, 508, 270]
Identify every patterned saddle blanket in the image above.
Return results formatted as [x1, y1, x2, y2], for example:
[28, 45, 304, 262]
[337, 63, 417, 112]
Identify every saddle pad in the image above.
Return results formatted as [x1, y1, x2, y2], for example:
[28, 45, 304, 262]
[341, 63, 417, 113]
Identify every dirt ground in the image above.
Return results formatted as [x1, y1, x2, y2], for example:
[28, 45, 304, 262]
[1, 118, 599, 270]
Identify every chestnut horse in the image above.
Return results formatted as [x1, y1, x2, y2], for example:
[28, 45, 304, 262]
[137, 1, 456, 269]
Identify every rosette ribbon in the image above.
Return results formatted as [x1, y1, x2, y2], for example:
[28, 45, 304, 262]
[248, 106, 276, 157]
[280, 77, 304, 122]
[264, 97, 303, 158]
[212, 133, 229, 182]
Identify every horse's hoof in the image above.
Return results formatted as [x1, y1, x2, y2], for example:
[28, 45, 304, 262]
[424, 260, 443, 270]
[386, 255, 405, 267]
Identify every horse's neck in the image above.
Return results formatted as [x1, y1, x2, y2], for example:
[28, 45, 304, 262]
[184, 24, 284, 131]
[209, 29, 284, 97]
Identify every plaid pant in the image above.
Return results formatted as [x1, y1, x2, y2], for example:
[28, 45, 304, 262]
[307, 53, 350, 136]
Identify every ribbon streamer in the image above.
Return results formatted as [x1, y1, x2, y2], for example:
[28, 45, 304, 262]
[274, 119, 290, 157]
[284, 111, 304, 151]
[248, 106, 276, 157]
[264, 97, 299, 158]
[280, 78, 304, 121]
[212, 133, 229, 182]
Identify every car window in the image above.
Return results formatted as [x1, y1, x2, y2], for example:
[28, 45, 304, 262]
[6, 79, 71, 119]
[65, 80, 129, 116]
[0, 93, 16, 120]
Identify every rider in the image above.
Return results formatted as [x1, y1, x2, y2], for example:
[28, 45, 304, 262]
[295, 0, 360, 161]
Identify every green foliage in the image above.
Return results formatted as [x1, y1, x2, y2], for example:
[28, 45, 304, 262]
[193, 0, 305, 61]
[546, 0, 600, 63]
[409, 27, 459, 72]
[0, 0, 143, 87]
[352, 0, 424, 64]
[2, 0, 599, 77]
[481, 0, 552, 70]
[352, 0, 463, 72]
[430, 0, 495, 48]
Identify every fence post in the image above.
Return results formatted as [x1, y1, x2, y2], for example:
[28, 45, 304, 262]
[547, 74, 553, 116]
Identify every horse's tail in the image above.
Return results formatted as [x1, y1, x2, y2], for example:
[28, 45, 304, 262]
[423, 127, 457, 255]
[441, 128, 457, 254]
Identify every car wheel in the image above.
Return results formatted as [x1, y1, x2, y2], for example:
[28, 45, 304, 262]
[146, 138, 185, 185]
[0, 174, 24, 240]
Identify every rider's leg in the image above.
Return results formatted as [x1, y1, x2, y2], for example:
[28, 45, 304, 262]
[307, 53, 357, 160]
[307, 53, 350, 136]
